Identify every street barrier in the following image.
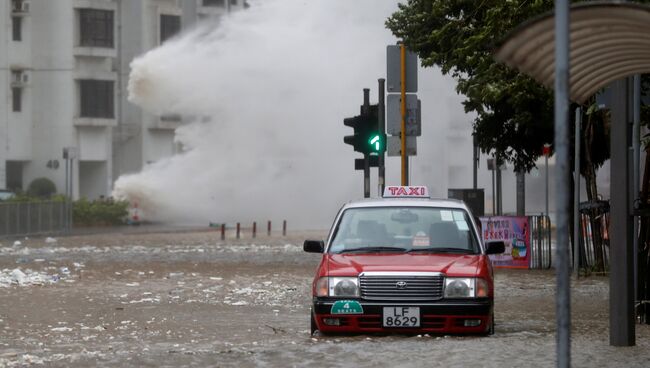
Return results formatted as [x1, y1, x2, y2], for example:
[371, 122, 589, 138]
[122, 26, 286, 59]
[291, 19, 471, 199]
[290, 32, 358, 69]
[578, 200, 610, 273]
[0, 201, 67, 238]
[529, 215, 553, 269]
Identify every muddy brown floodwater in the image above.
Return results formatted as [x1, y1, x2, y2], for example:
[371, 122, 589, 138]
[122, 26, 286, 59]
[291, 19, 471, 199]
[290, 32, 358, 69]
[0, 229, 648, 367]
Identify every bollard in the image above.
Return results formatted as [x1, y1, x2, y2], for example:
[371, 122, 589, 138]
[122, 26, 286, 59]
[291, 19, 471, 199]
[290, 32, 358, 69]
[252, 222, 257, 238]
[282, 220, 287, 236]
[236, 222, 240, 239]
[221, 223, 225, 241]
[267, 221, 272, 236]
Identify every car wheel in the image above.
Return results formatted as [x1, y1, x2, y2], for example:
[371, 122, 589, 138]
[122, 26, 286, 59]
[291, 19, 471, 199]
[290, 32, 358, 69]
[310, 308, 317, 336]
[488, 314, 495, 335]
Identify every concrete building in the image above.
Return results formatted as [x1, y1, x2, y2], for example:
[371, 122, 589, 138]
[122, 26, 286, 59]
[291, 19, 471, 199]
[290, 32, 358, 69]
[0, 0, 244, 199]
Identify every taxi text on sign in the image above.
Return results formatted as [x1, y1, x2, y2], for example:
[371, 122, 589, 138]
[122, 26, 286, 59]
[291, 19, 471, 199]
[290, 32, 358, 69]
[383, 186, 429, 198]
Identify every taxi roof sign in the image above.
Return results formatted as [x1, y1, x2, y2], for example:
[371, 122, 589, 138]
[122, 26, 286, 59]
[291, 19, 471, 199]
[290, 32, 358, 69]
[383, 186, 429, 198]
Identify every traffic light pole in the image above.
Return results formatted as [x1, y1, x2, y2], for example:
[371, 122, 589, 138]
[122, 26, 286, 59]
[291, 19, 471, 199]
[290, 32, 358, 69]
[363, 89, 371, 198]
[378, 79, 386, 196]
[400, 44, 408, 185]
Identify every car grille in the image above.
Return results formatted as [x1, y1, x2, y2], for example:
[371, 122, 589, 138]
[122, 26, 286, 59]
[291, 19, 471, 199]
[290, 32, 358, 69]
[359, 273, 444, 301]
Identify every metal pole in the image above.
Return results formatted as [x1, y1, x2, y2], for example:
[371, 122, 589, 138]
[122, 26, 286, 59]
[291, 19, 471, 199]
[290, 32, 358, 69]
[516, 171, 525, 216]
[633, 74, 640, 303]
[363, 88, 371, 198]
[400, 44, 407, 185]
[492, 167, 496, 216]
[496, 161, 502, 215]
[546, 154, 549, 218]
[364, 155, 370, 198]
[473, 136, 478, 189]
[609, 78, 635, 346]
[65, 157, 69, 232]
[378, 78, 386, 195]
[554, 0, 571, 366]
[69, 158, 74, 232]
[574, 107, 581, 279]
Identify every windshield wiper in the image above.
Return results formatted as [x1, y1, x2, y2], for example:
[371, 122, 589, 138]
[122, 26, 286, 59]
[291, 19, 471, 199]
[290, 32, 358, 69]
[407, 247, 475, 254]
[336, 246, 407, 254]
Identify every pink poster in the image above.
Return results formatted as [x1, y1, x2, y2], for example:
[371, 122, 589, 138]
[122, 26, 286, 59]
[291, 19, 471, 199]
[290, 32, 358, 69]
[479, 216, 530, 269]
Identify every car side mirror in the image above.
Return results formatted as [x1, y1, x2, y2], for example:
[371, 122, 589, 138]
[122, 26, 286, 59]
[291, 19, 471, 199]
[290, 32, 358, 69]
[303, 240, 325, 253]
[485, 241, 506, 255]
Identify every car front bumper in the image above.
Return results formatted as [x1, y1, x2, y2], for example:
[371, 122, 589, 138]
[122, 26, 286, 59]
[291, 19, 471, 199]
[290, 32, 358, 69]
[313, 298, 492, 334]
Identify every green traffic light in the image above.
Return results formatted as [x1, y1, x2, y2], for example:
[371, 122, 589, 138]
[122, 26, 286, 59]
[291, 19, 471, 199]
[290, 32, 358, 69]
[370, 135, 381, 151]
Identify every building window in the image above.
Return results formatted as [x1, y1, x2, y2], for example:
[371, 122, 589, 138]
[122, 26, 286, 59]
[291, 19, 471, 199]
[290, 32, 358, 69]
[12, 88, 22, 112]
[79, 80, 114, 118]
[12, 17, 22, 41]
[79, 9, 114, 48]
[203, 0, 225, 7]
[160, 14, 181, 44]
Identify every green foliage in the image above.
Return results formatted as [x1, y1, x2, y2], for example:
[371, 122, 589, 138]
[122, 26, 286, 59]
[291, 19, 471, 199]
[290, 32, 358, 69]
[3, 192, 66, 203]
[386, 0, 650, 172]
[27, 177, 57, 199]
[73, 198, 129, 226]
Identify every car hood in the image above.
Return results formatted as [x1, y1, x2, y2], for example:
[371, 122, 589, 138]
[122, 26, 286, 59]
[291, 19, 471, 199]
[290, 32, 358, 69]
[325, 253, 482, 277]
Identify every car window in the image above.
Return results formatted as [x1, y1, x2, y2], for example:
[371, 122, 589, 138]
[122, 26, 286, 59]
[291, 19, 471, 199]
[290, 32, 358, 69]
[329, 207, 479, 253]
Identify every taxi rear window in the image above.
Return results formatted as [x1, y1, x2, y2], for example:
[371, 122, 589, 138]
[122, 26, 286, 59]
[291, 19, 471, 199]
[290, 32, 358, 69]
[329, 207, 480, 254]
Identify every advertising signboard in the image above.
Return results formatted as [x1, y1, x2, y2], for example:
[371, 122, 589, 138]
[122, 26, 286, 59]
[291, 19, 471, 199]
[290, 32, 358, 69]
[480, 216, 530, 269]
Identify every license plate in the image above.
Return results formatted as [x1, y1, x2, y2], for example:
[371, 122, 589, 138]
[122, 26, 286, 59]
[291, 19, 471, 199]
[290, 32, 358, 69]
[382, 307, 420, 327]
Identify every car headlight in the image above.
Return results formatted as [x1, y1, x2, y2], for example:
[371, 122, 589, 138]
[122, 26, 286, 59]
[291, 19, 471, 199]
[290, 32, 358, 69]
[315, 277, 359, 297]
[330, 277, 359, 297]
[444, 278, 489, 298]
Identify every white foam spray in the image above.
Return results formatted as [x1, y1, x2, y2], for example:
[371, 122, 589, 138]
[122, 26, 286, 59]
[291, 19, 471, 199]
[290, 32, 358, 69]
[114, 0, 470, 229]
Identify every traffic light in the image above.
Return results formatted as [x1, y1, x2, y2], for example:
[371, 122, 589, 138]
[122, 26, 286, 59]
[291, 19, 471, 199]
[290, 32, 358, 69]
[343, 104, 386, 155]
[343, 115, 366, 153]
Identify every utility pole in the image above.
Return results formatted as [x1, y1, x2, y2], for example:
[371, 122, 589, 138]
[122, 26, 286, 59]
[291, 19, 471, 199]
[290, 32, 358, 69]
[378, 79, 386, 196]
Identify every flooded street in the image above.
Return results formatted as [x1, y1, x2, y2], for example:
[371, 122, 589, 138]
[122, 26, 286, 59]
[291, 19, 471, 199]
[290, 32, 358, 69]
[0, 229, 648, 367]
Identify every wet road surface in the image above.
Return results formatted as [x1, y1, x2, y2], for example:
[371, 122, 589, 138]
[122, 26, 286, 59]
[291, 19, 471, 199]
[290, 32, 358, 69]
[0, 229, 648, 367]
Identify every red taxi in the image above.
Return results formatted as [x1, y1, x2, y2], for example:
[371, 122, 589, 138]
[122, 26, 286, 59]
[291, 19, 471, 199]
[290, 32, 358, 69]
[304, 186, 504, 335]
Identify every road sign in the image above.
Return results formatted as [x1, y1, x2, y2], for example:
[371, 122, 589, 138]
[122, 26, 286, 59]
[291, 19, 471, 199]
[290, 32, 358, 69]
[386, 94, 421, 136]
[63, 147, 78, 159]
[387, 135, 416, 156]
[386, 45, 418, 93]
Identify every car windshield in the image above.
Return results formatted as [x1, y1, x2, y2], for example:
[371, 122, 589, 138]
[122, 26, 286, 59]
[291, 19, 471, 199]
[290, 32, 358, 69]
[329, 206, 480, 254]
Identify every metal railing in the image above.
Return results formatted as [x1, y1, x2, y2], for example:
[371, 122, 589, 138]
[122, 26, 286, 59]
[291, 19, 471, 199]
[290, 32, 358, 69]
[529, 215, 553, 269]
[0, 201, 68, 238]
[578, 200, 610, 273]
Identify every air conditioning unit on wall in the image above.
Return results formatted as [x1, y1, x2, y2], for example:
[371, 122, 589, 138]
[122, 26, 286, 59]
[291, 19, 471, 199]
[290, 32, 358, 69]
[11, 0, 30, 13]
[11, 70, 29, 86]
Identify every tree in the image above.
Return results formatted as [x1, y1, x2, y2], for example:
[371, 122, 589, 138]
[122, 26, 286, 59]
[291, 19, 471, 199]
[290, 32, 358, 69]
[386, 0, 556, 173]
[27, 177, 57, 199]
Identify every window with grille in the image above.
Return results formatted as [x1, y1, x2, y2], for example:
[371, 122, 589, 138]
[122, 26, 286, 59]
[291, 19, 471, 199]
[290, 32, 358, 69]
[160, 14, 181, 44]
[12, 17, 22, 41]
[12, 88, 22, 112]
[79, 80, 114, 118]
[79, 9, 114, 48]
[203, 0, 225, 7]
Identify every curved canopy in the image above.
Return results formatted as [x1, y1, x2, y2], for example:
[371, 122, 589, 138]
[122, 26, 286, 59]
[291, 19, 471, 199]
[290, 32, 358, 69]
[495, 1, 650, 103]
